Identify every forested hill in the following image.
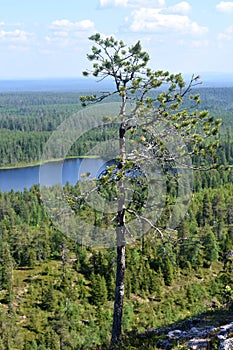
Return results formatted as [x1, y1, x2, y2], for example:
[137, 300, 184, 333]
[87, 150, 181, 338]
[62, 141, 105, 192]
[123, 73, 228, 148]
[0, 85, 232, 349]
[0, 87, 232, 167]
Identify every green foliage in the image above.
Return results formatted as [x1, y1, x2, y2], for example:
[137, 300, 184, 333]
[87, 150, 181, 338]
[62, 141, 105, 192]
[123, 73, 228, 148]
[0, 241, 14, 291]
[0, 178, 231, 348]
[0, 89, 232, 167]
[90, 273, 108, 306]
[83, 34, 149, 86]
[203, 229, 219, 266]
[0, 33, 232, 348]
[81, 35, 224, 346]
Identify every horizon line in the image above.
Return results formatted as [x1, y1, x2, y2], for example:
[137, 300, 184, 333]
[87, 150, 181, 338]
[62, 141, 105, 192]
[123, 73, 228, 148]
[1, 71, 233, 81]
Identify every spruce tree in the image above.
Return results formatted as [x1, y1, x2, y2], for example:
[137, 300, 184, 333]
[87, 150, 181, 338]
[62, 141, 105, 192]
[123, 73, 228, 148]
[90, 273, 108, 307]
[0, 241, 14, 303]
[203, 229, 219, 268]
[202, 193, 212, 225]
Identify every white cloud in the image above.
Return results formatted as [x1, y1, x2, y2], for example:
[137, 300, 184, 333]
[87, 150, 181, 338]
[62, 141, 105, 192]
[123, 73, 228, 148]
[127, 0, 165, 7]
[216, 1, 233, 13]
[100, 0, 191, 14]
[217, 25, 233, 40]
[217, 33, 231, 40]
[163, 1, 191, 15]
[130, 8, 208, 35]
[98, 0, 165, 8]
[0, 29, 32, 43]
[46, 19, 96, 48]
[99, 0, 128, 8]
[50, 19, 95, 31]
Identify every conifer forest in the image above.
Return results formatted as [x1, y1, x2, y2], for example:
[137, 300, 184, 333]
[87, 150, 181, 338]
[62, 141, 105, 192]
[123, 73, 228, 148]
[0, 82, 232, 349]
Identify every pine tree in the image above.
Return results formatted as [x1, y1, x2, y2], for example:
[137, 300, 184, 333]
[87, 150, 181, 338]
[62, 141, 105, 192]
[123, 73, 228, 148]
[81, 33, 221, 345]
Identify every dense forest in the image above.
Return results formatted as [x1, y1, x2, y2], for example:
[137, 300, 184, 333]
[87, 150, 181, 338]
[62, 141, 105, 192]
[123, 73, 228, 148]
[0, 88, 232, 349]
[0, 89, 232, 167]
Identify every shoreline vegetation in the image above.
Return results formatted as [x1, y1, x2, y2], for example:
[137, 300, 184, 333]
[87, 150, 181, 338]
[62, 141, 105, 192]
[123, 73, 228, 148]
[0, 155, 100, 170]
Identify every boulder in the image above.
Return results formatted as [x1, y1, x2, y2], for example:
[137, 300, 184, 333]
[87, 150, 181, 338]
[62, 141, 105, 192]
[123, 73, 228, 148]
[219, 338, 233, 350]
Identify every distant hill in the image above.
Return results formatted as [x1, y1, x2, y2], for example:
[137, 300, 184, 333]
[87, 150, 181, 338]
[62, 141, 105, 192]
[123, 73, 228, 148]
[199, 72, 233, 87]
[0, 73, 233, 92]
[0, 77, 114, 92]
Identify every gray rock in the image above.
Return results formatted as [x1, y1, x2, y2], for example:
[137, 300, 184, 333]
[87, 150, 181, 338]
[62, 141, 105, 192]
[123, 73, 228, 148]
[137, 321, 233, 349]
[167, 329, 182, 339]
[219, 337, 233, 350]
[217, 323, 233, 343]
[217, 329, 228, 340]
[188, 338, 210, 349]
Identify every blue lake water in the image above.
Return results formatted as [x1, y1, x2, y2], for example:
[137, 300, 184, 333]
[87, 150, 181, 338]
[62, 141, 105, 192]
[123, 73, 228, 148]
[0, 158, 106, 192]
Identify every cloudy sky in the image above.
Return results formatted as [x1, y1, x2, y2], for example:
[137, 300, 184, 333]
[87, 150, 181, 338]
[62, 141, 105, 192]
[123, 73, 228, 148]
[1, 0, 233, 79]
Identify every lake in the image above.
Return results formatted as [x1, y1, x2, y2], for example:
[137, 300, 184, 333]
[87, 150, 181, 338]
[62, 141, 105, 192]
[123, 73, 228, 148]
[0, 158, 106, 192]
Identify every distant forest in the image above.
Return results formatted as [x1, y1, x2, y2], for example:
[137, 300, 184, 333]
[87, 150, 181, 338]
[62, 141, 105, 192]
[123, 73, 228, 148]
[0, 88, 232, 167]
[0, 87, 232, 349]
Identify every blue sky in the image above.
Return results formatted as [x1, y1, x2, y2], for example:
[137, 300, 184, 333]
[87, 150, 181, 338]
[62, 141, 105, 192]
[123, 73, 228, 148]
[1, 0, 233, 79]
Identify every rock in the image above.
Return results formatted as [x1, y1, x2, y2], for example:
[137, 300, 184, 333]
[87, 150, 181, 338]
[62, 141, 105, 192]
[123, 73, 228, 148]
[188, 338, 210, 349]
[220, 322, 233, 331]
[135, 320, 233, 349]
[167, 329, 182, 339]
[217, 323, 233, 342]
[217, 329, 228, 340]
[166, 326, 216, 342]
[219, 337, 233, 350]
[191, 327, 198, 333]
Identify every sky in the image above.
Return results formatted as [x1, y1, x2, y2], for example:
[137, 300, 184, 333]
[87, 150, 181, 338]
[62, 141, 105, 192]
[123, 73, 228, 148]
[0, 0, 233, 79]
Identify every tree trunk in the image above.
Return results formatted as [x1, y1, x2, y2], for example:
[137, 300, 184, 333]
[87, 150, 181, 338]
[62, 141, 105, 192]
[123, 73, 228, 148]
[111, 95, 127, 346]
[111, 242, 126, 345]
[111, 154, 126, 345]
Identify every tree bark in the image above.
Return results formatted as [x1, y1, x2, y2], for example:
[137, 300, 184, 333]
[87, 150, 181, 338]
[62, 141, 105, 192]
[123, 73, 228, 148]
[111, 241, 126, 345]
[111, 95, 127, 346]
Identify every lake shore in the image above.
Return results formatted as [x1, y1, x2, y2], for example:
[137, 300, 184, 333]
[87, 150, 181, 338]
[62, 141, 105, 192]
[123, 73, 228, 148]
[0, 155, 100, 170]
